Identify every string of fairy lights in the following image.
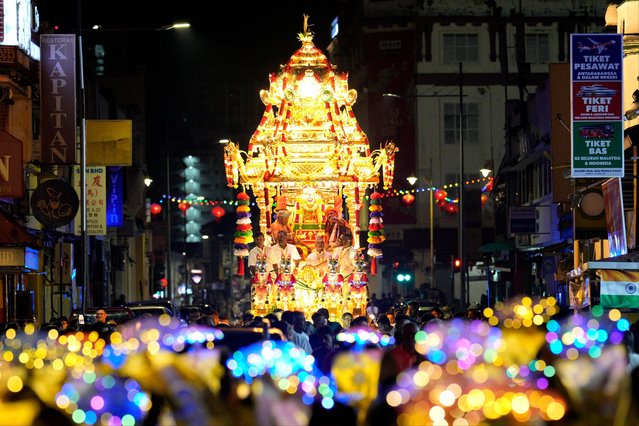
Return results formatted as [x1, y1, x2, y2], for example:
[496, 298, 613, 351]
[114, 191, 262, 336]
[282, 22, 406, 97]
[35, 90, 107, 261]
[152, 177, 493, 209]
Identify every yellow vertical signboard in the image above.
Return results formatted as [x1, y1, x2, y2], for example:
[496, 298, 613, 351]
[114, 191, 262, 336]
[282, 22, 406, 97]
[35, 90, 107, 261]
[73, 166, 107, 236]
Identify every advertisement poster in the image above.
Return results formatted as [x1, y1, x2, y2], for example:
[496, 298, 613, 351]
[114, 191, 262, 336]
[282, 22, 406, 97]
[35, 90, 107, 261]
[73, 166, 106, 236]
[40, 34, 76, 164]
[570, 33, 623, 178]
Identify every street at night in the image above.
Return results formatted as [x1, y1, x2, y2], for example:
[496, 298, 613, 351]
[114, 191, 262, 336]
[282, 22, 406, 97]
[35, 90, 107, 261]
[2, 1, 639, 425]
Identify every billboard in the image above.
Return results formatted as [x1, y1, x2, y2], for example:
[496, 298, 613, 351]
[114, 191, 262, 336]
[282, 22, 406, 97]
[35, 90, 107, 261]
[40, 34, 76, 164]
[570, 34, 623, 178]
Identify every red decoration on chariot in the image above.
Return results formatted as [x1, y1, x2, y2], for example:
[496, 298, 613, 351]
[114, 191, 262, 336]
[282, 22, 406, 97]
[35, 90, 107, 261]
[348, 273, 369, 288]
[275, 274, 297, 287]
[237, 257, 245, 275]
[150, 203, 162, 215]
[178, 201, 190, 212]
[322, 273, 344, 287]
[434, 189, 447, 201]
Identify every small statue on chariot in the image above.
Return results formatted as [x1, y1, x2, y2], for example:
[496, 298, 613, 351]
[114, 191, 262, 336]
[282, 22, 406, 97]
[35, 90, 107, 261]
[321, 257, 345, 323]
[273, 256, 297, 312]
[345, 254, 369, 317]
[250, 253, 272, 316]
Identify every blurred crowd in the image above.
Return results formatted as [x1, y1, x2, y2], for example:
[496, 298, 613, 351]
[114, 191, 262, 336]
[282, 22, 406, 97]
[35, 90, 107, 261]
[2, 295, 639, 425]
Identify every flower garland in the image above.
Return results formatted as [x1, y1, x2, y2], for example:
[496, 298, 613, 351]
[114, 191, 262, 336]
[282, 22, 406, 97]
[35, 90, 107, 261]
[233, 192, 253, 275]
[367, 191, 385, 275]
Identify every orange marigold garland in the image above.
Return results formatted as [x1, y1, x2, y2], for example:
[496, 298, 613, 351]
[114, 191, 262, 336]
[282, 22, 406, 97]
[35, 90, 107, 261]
[233, 192, 253, 275]
[367, 191, 385, 275]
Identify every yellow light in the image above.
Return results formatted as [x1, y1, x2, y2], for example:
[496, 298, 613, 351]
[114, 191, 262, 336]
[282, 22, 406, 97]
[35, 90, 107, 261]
[7, 375, 23, 393]
[297, 70, 321, 99]
[511, 394, 530, 414]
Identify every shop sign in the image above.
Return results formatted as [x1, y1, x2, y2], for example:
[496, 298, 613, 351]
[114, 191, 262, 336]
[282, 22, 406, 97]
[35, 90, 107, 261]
[0, 247, 23, 267]
[106, 167, 123, 227]
[73, 166, 106, 236]
[40, 34, 76, 164]
[30, 179, 79, 228]
[570, 33, 624, 178]
[509, 206, 536, 234]
[0, 130, 23, 197]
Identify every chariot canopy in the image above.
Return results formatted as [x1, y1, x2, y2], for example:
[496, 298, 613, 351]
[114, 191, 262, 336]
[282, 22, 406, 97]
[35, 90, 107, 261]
[224, 16, 397, 249]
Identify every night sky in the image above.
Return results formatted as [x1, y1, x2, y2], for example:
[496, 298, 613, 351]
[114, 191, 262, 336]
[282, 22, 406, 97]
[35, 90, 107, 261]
[39, 0, 340, 82]
[38, 0, 341, 186]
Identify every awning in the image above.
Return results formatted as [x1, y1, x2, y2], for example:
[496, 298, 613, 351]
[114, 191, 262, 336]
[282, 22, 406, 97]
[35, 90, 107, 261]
[478, 239, 516, 253]
[0, 210, 41, 272]
[0, 210, 41, 248]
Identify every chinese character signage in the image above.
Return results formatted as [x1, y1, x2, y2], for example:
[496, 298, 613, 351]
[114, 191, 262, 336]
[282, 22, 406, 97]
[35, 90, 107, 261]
[571, 34, 623, 178]
[73, 166, 106, 236]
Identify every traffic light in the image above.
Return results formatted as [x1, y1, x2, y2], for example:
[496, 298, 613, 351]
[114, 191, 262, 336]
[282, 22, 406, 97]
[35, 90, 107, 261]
[453, 258, 461, 272]
[395, 270, 413, 283]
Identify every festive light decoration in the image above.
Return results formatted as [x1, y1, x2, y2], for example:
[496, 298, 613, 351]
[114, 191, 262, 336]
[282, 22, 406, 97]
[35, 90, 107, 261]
[401, 193, 415, 205]
[221, 18, 396, 253]
[152, 176, 494, 211]
[233, 192, 252, 275]
[367, 191, 384, 275]
[211, 206, 225, 219]
[178, 201, 190, 212]
[150, 203, 162, 215]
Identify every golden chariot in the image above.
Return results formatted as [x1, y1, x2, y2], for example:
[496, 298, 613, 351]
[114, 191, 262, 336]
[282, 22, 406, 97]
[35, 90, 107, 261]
[224, 18, 397, 320]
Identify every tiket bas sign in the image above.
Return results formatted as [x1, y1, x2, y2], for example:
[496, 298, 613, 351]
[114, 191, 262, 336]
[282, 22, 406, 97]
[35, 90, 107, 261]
[40, 34, 76, 164]
[570, 34, 623, 178]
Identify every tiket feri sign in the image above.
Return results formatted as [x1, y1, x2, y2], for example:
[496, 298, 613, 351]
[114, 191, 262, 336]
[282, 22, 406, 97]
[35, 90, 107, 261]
[570, 34, 623, 178]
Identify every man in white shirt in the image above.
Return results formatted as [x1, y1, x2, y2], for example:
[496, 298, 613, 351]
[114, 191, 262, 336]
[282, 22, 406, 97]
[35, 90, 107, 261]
[305, 234, 331, 277]
[248, 232, 266, 277]
[332, 233, 357, 277]
[281, 310, 313, 354]
[267, 230, 301, 274]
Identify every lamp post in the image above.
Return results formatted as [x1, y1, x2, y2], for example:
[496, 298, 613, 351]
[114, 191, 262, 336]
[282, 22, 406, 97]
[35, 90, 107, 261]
[458, 62, 465, 312]
[407, 163, 435, 290]
[384, 71, 466, 304]
[71, 14, 190, 305]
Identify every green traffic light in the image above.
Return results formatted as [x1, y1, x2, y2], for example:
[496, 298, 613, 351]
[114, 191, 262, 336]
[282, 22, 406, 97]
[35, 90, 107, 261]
[396, 273, 412, 282]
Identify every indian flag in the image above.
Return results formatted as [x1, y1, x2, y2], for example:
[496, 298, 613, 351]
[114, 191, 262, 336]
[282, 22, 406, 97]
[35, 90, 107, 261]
[600, 270, 639, 309]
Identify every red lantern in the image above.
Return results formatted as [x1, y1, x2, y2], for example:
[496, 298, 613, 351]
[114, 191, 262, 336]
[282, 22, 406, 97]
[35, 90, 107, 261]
[211, 206, 226, 219]
[434, 189, 447, 201]
[150, 203, 162, 215]
[481, 194, 488, 205]
[178, 201, 190, 212]
[402, 193, 415, 205]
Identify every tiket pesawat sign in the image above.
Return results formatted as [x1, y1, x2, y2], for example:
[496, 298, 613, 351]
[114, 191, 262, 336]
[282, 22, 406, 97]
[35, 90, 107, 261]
[40, 34, 76, 164]
[570, 34, 624, 178]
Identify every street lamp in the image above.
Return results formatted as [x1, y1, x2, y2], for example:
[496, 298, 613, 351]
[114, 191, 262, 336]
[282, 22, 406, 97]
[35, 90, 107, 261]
[458, 62, 465, 312]
[383, 65, 466, 307]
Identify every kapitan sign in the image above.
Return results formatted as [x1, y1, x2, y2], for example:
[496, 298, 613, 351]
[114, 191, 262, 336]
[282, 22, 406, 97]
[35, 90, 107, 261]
[40, 34, 76, 164]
